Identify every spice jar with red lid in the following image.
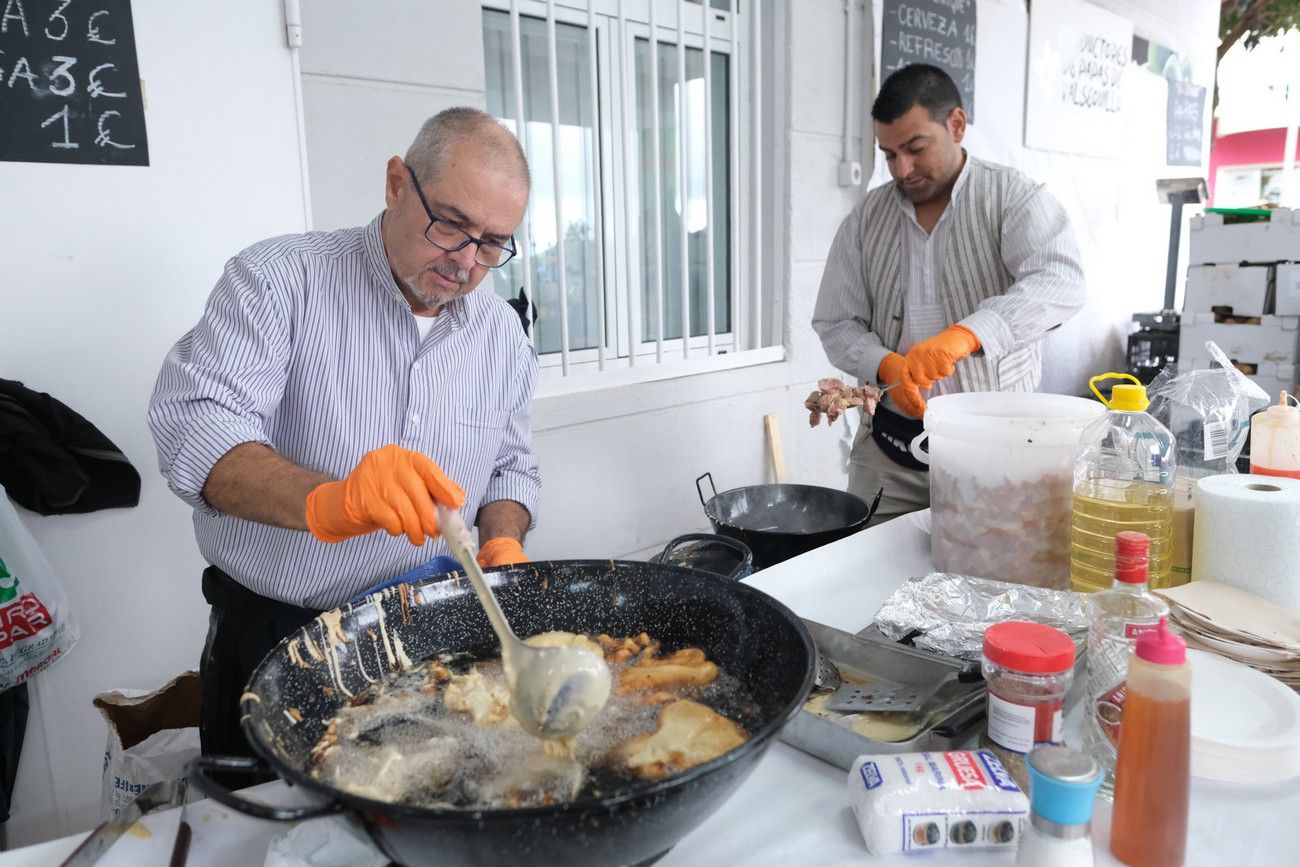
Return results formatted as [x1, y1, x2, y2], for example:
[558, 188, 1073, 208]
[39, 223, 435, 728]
[980, 621, 1077, 790]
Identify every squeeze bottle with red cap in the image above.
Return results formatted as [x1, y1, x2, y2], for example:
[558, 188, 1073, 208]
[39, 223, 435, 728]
[1250, 391, 1300, 479]
[1110, 617, 1190, 867]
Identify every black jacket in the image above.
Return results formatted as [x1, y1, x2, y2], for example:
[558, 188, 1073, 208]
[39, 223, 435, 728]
[0, 378, 140, 514]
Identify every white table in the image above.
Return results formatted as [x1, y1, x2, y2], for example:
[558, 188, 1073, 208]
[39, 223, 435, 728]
[8, 512, 1298, 865]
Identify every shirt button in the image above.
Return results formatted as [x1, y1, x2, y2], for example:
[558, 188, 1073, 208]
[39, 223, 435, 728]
[410, 413, 421, 424]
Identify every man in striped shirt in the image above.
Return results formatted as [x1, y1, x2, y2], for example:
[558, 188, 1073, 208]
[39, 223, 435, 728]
[813, 65, 1085, 521]
[148, 107, 540, 761]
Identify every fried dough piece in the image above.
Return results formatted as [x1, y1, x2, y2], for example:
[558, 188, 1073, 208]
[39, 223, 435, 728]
[622, 699, 746, 779]
[443, 668, 512, 725]
[524, 630, 605, 658]
[616, 647, 719, 693]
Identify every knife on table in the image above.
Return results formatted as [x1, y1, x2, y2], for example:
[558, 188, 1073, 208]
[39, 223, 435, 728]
[169, 777, 191, 867]
[58, 779, 184, 867]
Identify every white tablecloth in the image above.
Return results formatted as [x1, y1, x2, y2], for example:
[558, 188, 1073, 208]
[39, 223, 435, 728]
[7, 511, 1297, 866]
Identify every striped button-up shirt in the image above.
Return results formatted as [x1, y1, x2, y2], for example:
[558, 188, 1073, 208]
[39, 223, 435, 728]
[813, 154, 1085, 397]
[148, 214, 540, 609]
[896, 156, 972, 403]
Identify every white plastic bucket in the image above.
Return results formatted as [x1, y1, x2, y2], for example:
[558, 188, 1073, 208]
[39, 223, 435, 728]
[911, 392, 1104, 588]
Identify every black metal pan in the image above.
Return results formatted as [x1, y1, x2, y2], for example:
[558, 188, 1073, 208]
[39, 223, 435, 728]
[190, 559, 814, 867]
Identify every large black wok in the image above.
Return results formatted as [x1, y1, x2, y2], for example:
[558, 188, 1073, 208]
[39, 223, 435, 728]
[697, 472, 882, 569]
[190, 560, 814, 867]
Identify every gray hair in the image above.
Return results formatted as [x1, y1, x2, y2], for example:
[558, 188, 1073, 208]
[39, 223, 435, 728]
[405, 106, 530, 189]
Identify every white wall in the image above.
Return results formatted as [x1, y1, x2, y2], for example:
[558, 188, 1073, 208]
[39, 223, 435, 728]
[0, 1, 307, 846]
[0, 0, 1220, 847]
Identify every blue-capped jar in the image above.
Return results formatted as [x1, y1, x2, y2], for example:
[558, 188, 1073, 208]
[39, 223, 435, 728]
[1015, 746, 1103, 867]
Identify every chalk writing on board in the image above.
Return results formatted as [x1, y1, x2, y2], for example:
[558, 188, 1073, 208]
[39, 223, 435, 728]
[0, 0, 149, 166]
[1061, 33, 1127, 113]
[1166, 81, 1205, 167]
[880, 0, 977, 123]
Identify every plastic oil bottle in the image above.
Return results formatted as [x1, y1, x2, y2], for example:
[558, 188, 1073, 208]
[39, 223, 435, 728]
[1250, 391, 1300, 479]
[1070, 373, 1177, 592]
[1109, 617, 1190, 867]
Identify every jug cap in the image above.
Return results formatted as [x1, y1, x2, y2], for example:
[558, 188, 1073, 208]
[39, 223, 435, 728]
[1089, 372, 1149, 412]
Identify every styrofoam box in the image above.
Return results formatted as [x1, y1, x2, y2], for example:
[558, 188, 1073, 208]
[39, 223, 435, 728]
[1278, 263, 1300, 317]
[1188, 208, 1300, 265]
[1178, 314, 1300, 366]
[1183, 264, 1270, 316]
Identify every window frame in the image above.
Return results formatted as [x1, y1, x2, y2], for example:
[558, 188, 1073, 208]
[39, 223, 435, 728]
[481, 0, 775, 392]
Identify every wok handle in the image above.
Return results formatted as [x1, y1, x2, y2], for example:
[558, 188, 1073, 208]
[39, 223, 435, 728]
[187, 755, 346, 822]
[695, 472, 718, 508]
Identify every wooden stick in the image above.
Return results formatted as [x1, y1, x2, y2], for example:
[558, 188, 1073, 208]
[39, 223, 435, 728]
[764, 414, 788, 484]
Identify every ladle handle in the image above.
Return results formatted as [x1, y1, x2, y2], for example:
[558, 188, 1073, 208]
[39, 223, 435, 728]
[436, 504, 519, 650]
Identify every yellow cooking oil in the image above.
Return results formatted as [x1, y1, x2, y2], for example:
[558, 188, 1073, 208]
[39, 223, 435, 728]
[1070, 479, 1174, 592]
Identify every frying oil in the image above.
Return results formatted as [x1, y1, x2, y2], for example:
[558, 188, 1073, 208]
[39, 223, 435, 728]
[1069, 481, 1173, 592]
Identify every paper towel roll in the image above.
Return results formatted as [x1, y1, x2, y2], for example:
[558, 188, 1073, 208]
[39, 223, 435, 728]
[1192, 474, 1300, 614]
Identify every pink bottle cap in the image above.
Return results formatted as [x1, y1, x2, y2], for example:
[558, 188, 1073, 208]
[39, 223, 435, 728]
[1135, 616, 1186, 665]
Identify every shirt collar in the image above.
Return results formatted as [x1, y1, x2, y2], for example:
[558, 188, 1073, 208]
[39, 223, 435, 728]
[365, 211, 469, 328]
[894, 149, 972, 215]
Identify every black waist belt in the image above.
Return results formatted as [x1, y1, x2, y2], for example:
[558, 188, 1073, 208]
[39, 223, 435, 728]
[201, 565, 318, 622]
[871, 405, 929, 471]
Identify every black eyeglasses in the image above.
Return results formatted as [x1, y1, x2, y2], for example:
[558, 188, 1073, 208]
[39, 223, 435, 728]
[404, 165, 517, 269]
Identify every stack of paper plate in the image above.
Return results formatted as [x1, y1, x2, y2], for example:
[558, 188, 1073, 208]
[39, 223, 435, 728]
[1155, 581, 1300, 690]
[1188, 649, 1300, 783]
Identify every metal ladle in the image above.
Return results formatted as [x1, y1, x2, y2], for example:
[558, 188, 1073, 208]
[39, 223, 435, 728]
[435, 504, 612, 740]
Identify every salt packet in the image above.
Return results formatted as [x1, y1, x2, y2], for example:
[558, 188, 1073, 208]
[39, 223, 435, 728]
[847, 750, 1028, 855]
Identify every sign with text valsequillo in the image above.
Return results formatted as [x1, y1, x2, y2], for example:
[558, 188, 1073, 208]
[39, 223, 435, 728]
[1024, 0, 1133, 159]
[0, 0, 149, 166]
[880, 0, 977, 123]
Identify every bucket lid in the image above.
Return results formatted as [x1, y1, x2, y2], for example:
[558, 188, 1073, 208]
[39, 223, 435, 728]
[922, 393, 1104, 446]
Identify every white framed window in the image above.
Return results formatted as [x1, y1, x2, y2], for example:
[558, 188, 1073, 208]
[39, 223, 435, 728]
[481, 0, 778, 392]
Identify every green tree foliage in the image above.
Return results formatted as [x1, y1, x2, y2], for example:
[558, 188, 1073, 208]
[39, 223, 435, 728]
[1220, 0, 1300, 61]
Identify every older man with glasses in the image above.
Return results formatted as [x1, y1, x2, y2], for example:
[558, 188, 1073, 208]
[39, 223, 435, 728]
[147, 107, 539, 764]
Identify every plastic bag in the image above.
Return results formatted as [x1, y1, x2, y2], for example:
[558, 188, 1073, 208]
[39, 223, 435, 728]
[1147, 343, 1271, 582]
[0, 483, 80, 690]
[95, 671, 201, 820]
[1147, 340, 1270, 475]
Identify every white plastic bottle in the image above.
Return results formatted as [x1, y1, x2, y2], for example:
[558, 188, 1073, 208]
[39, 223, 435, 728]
[1250, 390, 1300, 479]
[1070, 373, 1178, 592]
[1082, 530, 1168, 797]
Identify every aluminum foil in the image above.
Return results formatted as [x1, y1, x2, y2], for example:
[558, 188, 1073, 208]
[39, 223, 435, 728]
[872, 573, 1091, 661]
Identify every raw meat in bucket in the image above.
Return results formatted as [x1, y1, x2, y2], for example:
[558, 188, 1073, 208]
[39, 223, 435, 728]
[804, 378, 883, 426]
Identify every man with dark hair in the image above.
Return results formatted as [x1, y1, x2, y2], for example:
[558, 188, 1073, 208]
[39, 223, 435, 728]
[149, 106, 540, 761]
[813, 64, 1085, 520]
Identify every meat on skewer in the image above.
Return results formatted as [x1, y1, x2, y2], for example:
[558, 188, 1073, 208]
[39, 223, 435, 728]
[803, 377, 884, 426]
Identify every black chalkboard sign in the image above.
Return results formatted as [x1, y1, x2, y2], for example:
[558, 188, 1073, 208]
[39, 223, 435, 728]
[1166, 80, 1205, 167]
[880, 0, 977, 123]
[0, 0, 149, 166]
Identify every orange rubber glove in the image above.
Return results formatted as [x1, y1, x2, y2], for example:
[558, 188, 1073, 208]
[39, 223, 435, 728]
[306, 445, 465, 546]
[477, 537, 529, 569]
[878, 352, 928, 420]
[903, 324, 980, 390]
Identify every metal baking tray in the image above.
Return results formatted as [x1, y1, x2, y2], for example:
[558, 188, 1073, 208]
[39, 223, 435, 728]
[779, 619, 988, 770]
